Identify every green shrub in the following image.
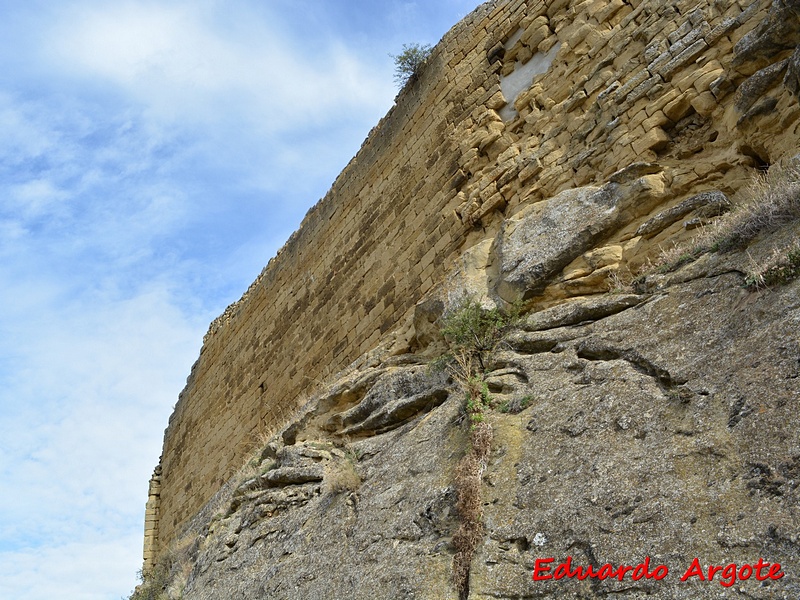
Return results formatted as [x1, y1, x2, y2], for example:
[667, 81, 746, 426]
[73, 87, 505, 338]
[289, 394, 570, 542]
[390, 43, 432, 88]
[438, 299, 509, 598]
[438, 297, 515, 373]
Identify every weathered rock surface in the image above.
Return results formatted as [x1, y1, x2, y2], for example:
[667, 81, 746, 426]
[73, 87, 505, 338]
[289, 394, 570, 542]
[495, 175, 666, 302]
[162, 220, 800, 599]
[472, 269, 800, 599]
[183, 367, 464, 600]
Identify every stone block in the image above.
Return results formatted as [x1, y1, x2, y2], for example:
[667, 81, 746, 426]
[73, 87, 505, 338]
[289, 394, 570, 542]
[663, 91, 697, 121]
[691, 91, 718, 116]
[592, 0, 625, 24]
[642, 110, 672, 130]
[658, 39, 709, 79]
[631, 126, 670, 155]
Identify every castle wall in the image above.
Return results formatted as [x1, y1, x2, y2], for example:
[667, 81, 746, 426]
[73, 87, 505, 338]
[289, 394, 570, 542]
[150, 0, 800, 563]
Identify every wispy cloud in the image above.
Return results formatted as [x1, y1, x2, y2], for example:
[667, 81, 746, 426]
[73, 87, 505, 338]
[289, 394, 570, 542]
[47, 2, 392, 134]
[0, 276, 204, 598]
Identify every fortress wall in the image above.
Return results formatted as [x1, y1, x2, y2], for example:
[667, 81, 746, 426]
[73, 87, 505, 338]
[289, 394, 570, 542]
[149, 0, 800, 564]
[153, 0, 523, 557]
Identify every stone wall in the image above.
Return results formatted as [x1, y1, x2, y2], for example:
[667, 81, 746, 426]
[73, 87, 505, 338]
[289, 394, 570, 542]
[148, 0, 800, 565]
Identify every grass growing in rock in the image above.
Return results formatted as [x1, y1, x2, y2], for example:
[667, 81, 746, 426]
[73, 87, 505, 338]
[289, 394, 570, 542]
[614, 160, 800, 289]
[710, 160, 800, 252]
[128, 537, 197, 600]
[499, 394, 534, 414]
[452, 418, 492, 600]
[744, 241, 800, 289]
[323, 447, 362, 495]
[434, 297, 518, 598]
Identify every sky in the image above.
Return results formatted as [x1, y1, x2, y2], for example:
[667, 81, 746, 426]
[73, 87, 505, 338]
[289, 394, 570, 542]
[0, 1, 481, 598]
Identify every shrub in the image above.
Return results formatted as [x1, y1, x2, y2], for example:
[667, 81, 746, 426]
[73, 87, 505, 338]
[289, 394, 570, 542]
[391, 43, 432, 88]
[438, 297, 514, 373]
[435, 296, 521, 597]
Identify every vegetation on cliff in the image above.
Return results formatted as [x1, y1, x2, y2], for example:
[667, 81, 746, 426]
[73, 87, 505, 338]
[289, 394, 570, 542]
[632, 160, 800, 290]
[435, 297, 522, 598]
[390, 42, 432, 88]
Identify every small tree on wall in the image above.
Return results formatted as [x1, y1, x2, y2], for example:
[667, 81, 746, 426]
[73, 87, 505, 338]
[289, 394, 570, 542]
[391, 43, 433, 88]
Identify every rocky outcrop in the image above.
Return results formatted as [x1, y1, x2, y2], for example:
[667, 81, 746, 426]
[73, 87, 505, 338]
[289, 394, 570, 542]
[149, 191, 800, 599]
[495, 174, 667, 302]
[149, 0, 800, 559]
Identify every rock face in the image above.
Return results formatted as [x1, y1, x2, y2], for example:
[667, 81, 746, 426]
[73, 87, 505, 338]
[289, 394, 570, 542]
[140, 0, 800, 597]
[164, 230, 800, 599]
[495, 175, 667, 301]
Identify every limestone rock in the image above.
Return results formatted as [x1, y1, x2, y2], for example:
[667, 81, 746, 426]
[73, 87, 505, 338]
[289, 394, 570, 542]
[785, 46, 800, 98]
[732, 0, 800, 71]
[469, 271, 800, 599]
[520, 293, 647, 331]
[735, 59, 790, 114]
[635, 190, 730, 238]
[495, 175, 665, 302]
[174, 261, 800, 600]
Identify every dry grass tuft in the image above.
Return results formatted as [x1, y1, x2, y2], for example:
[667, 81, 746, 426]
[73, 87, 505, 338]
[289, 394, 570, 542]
[452, 420, 493, 599]
[713, 161, 800, 251]
[128, 536, 198, 600]
[617, 161, 800, 287]
[323, 455, 361, 495]
[744, 241, 800, 289]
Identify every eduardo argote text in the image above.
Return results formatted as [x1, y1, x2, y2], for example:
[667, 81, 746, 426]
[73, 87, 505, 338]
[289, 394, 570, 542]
[532, 556, 785, 588]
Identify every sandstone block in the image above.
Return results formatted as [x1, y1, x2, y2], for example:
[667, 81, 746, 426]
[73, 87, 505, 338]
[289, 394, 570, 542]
[691, 91, 718, 117]
[663, 91, 697, 121]
[584, 244, 624, 268]
[645, 87, 680, 116]
[658, 39, 709, 79]
[642, 110, 672, 130]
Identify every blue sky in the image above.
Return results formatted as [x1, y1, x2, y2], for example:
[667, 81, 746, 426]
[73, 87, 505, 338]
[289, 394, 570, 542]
[0, 1, 480, 598]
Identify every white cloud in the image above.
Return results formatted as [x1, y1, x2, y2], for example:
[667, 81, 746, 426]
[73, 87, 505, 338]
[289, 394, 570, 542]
[8, 179, 69, 219]
[0, 98, 54, 161]
[0, 533, 143, 600]
[48, 1, 394, 133]
[0, 278, 206, 600]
